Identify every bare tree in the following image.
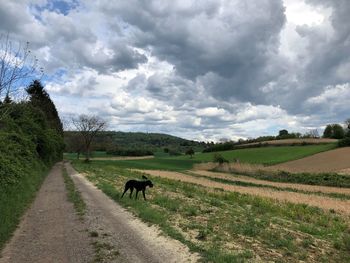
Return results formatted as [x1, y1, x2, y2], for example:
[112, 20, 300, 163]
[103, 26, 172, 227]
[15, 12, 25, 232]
[0, 34, 42, 99]
[72, 114, 107, 161]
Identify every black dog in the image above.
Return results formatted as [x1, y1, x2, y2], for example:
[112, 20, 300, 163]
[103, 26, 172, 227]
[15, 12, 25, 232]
[121, 177, 153, 200]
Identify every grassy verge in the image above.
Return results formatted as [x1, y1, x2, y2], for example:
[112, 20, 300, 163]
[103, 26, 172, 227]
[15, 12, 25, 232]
[0, 165, 48, 251]
[62, 166, 86, 218]
[72, 160, 350, 262]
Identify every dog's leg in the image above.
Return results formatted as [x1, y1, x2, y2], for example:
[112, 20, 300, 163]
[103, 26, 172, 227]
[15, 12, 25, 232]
[142, 189, 146, 200]
[135, 190, 139, 200]
[121, 186, 129, 198]
[129, 187, 134, 198]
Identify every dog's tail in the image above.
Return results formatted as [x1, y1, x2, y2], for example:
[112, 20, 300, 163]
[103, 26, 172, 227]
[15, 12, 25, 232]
[142, 175, 148, 180]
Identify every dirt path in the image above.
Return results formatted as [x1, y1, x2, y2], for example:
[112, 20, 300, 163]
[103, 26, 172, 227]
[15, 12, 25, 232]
[65, 163, 199, 263]
[0, 163, 94, 263]
[138, 170, 350, 216]
[272, 147, 350, 173]
[91, 155, 154, 161]
[190, 170, 350, 195]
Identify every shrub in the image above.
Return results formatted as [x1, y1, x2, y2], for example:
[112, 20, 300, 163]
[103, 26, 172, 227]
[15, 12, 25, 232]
[338, 137, 350, 147]
[213, 153, 229, 164]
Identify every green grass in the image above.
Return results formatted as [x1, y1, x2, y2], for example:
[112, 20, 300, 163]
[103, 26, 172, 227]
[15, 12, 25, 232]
[106, 158, 199, 171]
[62, 166, 86, 218]
[173, 144, 337, 165]
[71, 160, 350, 262]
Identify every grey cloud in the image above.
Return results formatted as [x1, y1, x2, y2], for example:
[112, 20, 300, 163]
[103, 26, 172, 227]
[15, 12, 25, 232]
[98, 0, 287, 106]
[0, 1, 148, 75]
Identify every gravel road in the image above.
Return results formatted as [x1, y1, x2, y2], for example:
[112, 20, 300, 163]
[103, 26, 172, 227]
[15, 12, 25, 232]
[0, 163, 94, 263]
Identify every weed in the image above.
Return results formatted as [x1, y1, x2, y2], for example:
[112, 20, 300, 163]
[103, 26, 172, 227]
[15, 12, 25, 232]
[62, 167, 86, 218]
[89, 231, 99, 238]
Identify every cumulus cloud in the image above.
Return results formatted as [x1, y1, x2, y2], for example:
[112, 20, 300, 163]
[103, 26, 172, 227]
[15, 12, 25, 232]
[1, 0, 349, 140]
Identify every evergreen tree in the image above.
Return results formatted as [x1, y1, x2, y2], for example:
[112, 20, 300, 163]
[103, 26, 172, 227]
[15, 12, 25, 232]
[26, 80, 63, 135]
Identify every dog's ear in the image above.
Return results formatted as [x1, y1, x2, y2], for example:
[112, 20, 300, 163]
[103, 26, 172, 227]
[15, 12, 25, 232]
[142, 175, 148, 180]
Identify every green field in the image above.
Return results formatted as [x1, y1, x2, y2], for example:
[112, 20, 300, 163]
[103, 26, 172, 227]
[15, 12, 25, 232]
[84, 144, 337, 171]
[176, 144, 337, 165]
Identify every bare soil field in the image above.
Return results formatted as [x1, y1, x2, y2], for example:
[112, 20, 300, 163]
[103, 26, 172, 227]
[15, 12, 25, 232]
[137, 169, 350, 216]
[91, 155, 154, 161]
[239, 138, 337, 147]
[272, 147, 350, 173]
[190, 170, 350, 195]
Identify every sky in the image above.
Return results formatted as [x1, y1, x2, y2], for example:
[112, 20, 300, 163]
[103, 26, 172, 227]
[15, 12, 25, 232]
[1, 0, 349, 142]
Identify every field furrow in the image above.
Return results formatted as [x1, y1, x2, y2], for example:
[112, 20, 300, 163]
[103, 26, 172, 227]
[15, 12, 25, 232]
[138, 169, 350, 215]
[189, 170, 350, 195]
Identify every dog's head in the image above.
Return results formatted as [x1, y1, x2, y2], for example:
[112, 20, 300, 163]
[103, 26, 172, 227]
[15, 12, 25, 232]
[146, 180, 154, 188]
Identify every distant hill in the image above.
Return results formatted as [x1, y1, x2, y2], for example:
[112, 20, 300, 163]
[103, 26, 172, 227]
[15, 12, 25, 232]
[64, 131, 206, 155]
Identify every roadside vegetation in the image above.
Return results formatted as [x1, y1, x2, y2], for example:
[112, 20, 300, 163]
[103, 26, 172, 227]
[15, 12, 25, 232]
[71, 159, 350, 262]
[0, 80, 63, 250]
[62, 166, 86, 218]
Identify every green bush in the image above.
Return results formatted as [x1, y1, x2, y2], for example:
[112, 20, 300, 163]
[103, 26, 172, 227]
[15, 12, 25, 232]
[338, 137, 350, 147]
[213, 153, 229, 164]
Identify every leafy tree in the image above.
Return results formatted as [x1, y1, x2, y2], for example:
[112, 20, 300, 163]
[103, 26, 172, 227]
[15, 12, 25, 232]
[72, 115, 107, 161]
[323, 124, 344, 139]
[278, 129, 289, 136]
[185, 148, 195, 158]
[332, 124, 344, 139]
[323, 125, 333, 138]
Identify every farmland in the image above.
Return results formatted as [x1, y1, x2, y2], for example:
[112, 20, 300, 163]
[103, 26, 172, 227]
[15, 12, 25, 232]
[101, 143, 337, 171]
[68, 143, 350, 262]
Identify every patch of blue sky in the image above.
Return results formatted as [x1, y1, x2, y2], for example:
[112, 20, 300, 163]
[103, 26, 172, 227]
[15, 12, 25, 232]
[31, 0, 80, 19]
[42, 68, 68, 84]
